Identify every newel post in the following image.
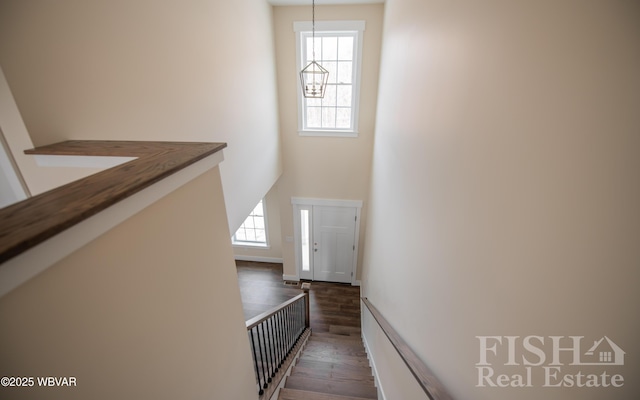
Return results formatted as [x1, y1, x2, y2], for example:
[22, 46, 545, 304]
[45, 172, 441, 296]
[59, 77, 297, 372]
[301, 282, 311, 328]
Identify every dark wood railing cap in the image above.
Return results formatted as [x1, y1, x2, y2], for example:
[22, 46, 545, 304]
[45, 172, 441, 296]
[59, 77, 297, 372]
[362, 297, 455, 400]
[0, 140, 226, 265]
[245, 293, 307, 330]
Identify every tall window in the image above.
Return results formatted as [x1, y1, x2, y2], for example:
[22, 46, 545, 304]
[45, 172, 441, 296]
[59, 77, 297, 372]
[233, 199, 268, 247]
[295, 21, 365, 137]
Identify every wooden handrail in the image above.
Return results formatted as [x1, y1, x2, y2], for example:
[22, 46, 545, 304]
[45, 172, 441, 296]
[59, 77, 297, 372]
[0, 140, 226, 265]
[245, 293, 306, 330]
[361, 297, 454, 400]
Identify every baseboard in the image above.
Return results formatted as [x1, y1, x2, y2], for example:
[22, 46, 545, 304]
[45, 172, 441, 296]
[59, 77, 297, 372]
[282, 274, 299, 282]
[234, 255, 283, 263]
[362, 327, 387, 400]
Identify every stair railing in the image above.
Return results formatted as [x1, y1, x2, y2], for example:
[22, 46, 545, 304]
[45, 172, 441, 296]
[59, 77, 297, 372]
[362, 297, 454, 400]
[246, 284, 310, 396]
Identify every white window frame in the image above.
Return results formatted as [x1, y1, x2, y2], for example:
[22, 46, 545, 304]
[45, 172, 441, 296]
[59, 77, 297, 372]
[232, 198, 270, 248]
[294, 20, 365, 138]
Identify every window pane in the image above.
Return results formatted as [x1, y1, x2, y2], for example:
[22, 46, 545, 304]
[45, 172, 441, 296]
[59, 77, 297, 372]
[307, 106, 321, 128]
[307, 96, 321, 107]
[322, 107, 336, 128]
[245, 217, 255, 229]
[322, 85, 337, 107]
[322, 36, 338, 60]
[306, 36, 314, 61]
[337, 85, 352, 107]
[301, 210, 310, 271]
[255, 218, 265, 229]
[235, 230, 246, 241]
[336, 108, 351, 129]
[255, 229, 266, 242]
[245, 230, 256, 242]
[337, 61, 352, 84]
[306, 36, 322, 61]
[323, 61, 337, 84]
[338, 36, 354, 60]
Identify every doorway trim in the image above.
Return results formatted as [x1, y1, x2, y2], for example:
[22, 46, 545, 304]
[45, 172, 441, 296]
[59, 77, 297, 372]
[291, 197, 362, 286]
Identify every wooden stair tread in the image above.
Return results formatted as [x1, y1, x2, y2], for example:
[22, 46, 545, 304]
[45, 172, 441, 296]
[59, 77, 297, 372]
[294, 359, 374, 377]
[302, 345, 368, 359]
[298, 352, 371, 367]
[291, 365, 375, 383]
[278, 387, 375, 400]
[285, 375, 377, 399]
[311, 332, 364, 342]
[306, 338, 366, 348]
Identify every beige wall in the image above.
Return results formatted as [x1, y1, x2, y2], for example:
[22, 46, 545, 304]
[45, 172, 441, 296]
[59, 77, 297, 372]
[233, 183, 284, 262]
[362, 0, 640, 399]
[273, 4, 384, 279]
[0, 167, 258, 400]
[0, 0, 282, 232]
[0, 66, 106, 196]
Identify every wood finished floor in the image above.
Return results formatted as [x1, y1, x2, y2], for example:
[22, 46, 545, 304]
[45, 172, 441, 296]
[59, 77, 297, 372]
[236, 261, 377, 400]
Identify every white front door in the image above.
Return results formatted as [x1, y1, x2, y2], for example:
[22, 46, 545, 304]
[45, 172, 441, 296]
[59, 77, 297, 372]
[292, 198, 361, 285]
[312, 206, 356, 283]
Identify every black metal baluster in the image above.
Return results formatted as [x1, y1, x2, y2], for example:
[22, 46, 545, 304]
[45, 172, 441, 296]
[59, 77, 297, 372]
[249, 328, 264, 395]
[300, 299, 304, 335]
[292, 302, 298, 344]
[256, 324, 269, 389]
[289, 304, 295, 351]
[294, 302, 300, 343]
[263, 320, 272, 380]
[293, 303, 298, 345]
[274, 311, 282, 368]
[299, 300, 304, 336]
[298, 300, 302, 335]
[266, 318, 276, 377]
[259, 323, 272, 384]
[284, 305, 291, 356]
[264, 319, 276, 378]
[278, 309, 286, 363]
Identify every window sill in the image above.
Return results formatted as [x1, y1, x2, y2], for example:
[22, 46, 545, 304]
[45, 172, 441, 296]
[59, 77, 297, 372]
[299, 130, 359, 138]
[232, 242, 270, 249]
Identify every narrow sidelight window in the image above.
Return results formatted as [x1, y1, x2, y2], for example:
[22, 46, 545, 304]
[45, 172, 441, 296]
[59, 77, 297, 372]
[300, 209, 310, 271]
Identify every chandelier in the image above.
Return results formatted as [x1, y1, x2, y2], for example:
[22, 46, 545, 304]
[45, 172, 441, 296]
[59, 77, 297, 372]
[299, 0, 329, 98]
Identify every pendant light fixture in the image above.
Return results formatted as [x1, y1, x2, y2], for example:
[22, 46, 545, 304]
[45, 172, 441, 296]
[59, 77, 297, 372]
[300, 0, 329, 98]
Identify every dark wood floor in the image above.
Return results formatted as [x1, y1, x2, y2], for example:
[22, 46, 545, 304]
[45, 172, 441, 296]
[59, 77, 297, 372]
[236, 261, 302, 320]
[236, 260, 377, 399]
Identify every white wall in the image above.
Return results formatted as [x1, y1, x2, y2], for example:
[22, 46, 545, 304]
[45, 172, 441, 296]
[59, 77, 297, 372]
[362, 1, 640, 399]
[0, 0, 281, 232]
[273, 4, 384, 280]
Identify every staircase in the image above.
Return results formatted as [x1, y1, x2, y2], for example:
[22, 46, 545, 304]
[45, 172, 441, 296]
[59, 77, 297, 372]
[278, 329, 377, 400]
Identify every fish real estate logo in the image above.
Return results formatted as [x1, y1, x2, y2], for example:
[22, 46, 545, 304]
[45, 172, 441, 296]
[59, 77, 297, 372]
[476, 336, 626, 388]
